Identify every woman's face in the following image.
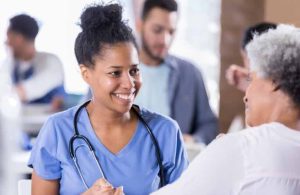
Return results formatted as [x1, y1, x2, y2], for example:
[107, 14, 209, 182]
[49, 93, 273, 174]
[244, 72, 294, 127]
[81, 42, 141, 114]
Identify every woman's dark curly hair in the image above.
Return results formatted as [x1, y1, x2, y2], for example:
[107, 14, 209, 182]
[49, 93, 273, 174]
[74, 3, 137, 68]
[246, 25, 300, 108]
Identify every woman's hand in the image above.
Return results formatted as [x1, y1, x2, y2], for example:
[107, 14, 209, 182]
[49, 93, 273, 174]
[81, 178, 124, 195]
[183, 134, 195, 143]
[225, 64, 249, 92]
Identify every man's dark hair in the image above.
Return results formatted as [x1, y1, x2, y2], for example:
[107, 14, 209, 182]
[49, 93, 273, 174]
[8, 14, 39, 40]
[141, 0, 178, 20]
[74, 3, 137, 68]
[242, 22, 277, 49]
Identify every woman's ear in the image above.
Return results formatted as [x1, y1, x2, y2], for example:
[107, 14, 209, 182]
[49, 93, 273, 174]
[80, 64, 90, 83]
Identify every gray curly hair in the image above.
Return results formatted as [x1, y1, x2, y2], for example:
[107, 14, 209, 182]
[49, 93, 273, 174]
[246, 24, 300, 107]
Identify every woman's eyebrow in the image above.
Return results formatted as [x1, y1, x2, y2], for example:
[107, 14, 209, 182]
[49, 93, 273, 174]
[108, 65, 122, 69]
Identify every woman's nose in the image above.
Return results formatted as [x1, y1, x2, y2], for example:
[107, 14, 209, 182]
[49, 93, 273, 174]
[122, 73, 135, 88]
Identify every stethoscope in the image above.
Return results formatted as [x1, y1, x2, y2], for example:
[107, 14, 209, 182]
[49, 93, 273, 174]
[69, 100, 165, 190]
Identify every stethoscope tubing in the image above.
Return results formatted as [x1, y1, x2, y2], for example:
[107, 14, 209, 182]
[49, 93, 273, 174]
[69, 100, 165, 189]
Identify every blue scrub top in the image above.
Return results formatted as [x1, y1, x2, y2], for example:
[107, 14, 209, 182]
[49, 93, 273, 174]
[28, 106, 188, 195]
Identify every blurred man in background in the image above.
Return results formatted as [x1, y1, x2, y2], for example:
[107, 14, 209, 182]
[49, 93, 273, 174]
[6, 14, 66, 111]
[135, 0, 218, 145]
[5, 14, 67, 150]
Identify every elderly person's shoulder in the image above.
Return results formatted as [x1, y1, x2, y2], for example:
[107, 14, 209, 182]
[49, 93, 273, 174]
[210, 122, 300, 152]
[237, 122, 300, 144]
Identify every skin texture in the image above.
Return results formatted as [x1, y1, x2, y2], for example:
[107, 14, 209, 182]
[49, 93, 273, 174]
[81, 178, 124, 195]
[32, 171, 59, 195]
[32, 42, 141, 195]
[81, 43, 141, 116]
[244, 72, 300, 129]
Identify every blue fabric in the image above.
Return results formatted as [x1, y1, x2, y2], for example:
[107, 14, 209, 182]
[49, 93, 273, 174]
[29, 85, 66, 104]
[28, 106, 188, 195]
[12, 62, 34, 84]
[135, 63, 171, 116]
[164, 55, 218, 144]
[20, 132, 33, 150]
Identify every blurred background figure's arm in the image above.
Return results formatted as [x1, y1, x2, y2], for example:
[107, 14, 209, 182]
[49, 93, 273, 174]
[225, 64, 249, 92]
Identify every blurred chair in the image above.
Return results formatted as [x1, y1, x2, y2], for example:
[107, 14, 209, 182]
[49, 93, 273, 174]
[63, 93, 83, 109]
[18, 179, 31, 195]
[185, 142, 204, 161]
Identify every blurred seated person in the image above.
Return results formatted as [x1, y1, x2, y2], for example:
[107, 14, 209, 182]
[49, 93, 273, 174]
[226, 22, 277, 92]
[147, 24, 300, 194]
[6, 14, 66, 111]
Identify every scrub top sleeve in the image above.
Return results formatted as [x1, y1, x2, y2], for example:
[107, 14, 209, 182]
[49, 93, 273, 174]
[28, 117, 61, 180]
[164, 129, 189, 184]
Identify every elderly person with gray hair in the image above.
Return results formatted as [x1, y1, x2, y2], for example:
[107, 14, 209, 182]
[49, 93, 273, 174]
[149, 24, 300, 195]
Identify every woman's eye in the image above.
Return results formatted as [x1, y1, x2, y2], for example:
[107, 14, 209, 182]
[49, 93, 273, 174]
[109, 71, 121, 77]
[130, 68, 140, 76]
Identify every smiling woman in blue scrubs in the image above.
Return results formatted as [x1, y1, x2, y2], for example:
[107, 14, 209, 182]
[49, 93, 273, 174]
[28, 3, 188, 195]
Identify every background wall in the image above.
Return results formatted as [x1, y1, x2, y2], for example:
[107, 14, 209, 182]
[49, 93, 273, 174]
[265, 0, 300, 27]
[219, 0, 265, 132]
[219, 0, 300, 132]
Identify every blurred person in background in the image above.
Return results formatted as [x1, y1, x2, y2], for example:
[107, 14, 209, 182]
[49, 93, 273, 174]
[6, 14, 66, 111]
[135, 0, 218, 145]
[226, 22, 277, 92]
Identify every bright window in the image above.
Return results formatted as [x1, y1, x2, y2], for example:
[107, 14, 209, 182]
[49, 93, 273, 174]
[170, 0, 221, 114]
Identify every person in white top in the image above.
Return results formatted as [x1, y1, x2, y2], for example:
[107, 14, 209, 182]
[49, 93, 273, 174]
[79, 24, 300, 195]
[150, 24, 300, 195]
[6, 14, 65, 111]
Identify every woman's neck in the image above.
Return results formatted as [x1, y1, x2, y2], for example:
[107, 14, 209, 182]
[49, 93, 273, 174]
[86, 101, 138, 154]
[277, 113, 300, 131]
[291, 119, 300, 131]
[86, 101, 133, 132]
